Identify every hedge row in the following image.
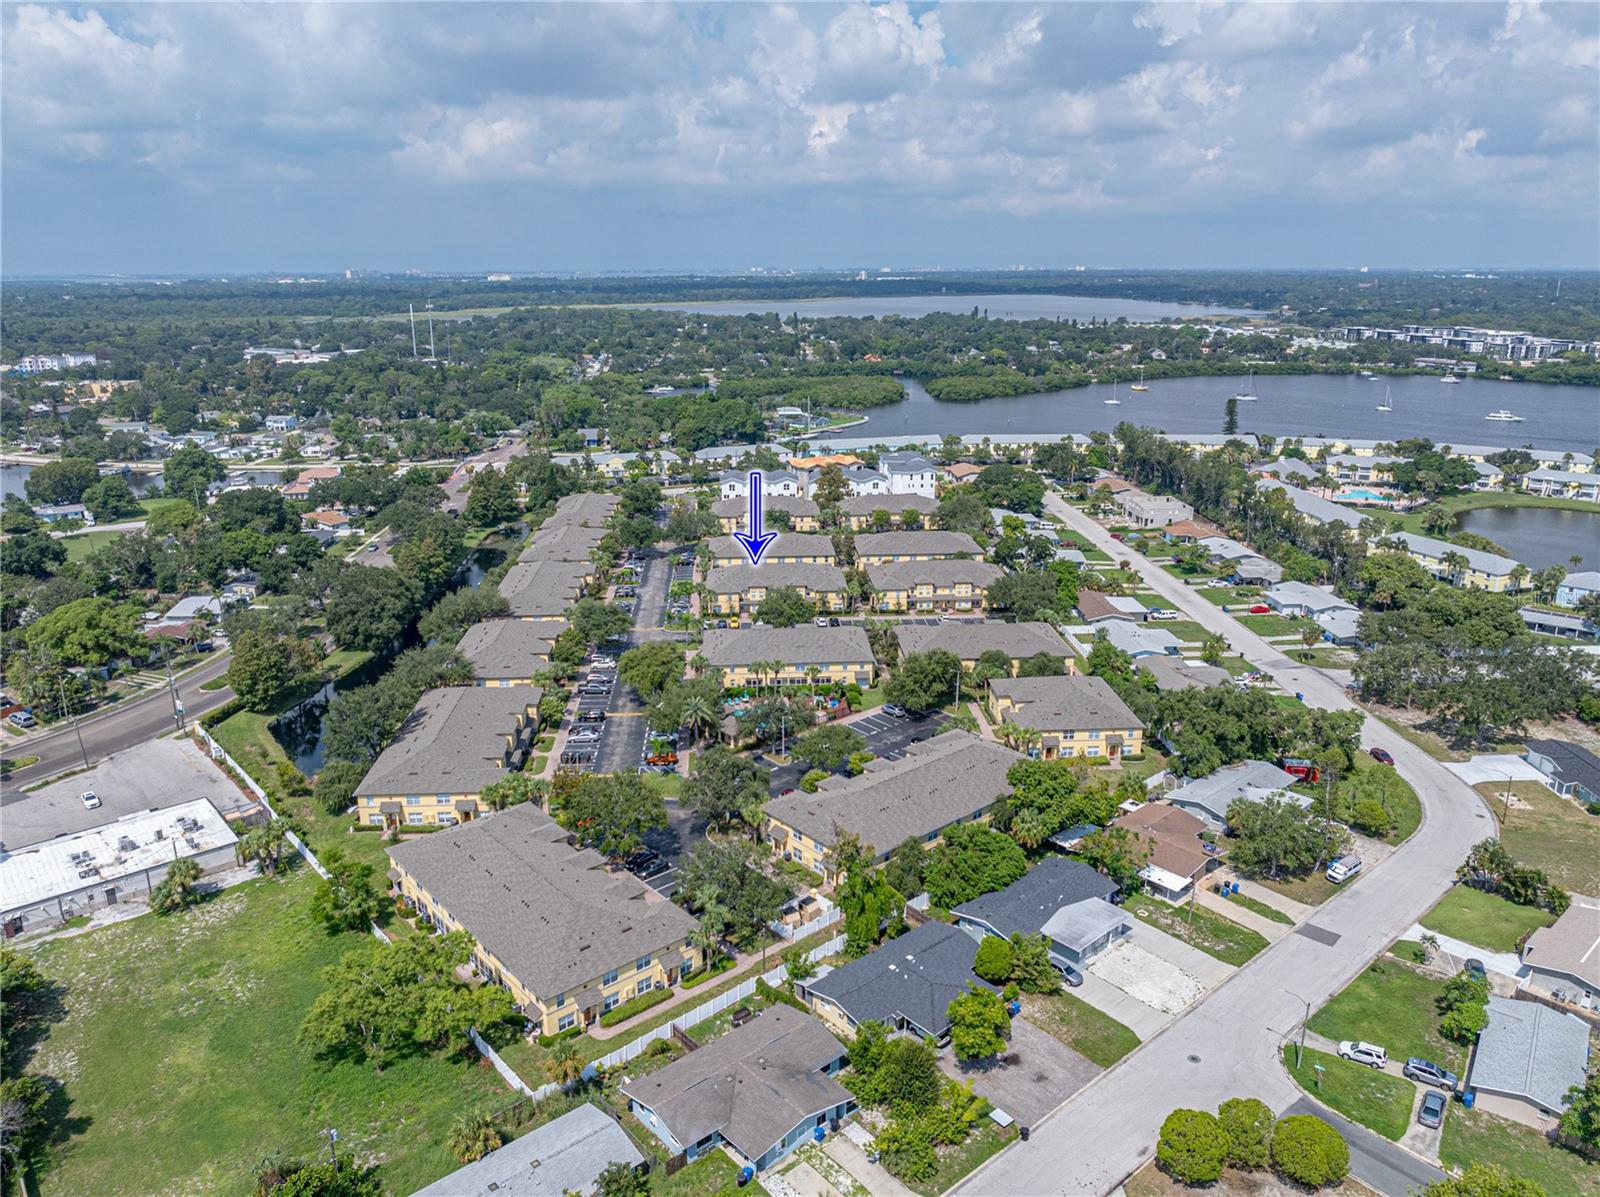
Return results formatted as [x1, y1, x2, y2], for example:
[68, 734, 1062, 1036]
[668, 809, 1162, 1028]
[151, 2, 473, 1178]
[598, 985, 676, 1028]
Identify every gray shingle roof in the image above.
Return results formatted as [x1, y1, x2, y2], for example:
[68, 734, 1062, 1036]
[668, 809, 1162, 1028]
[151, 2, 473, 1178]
[620, 1006, 850, 1162]
[708, 533, 836, 560]
[552, 492, 620, 523]
[952, 857, 1119, 938]
[803, 921, 991, 1039]
[355, 686, 541, 798]
[1468, 997, 1591, 1112]
[765, 732, 1019, 856]
[839, 494, 937, 516]
[865, 560, 1003, 590]
[701, 626, 871, 669]
[1255, 478, 1364, 529]
[1166, 760, 1303, 824]
[1382, 531, 1521, 577]
[500, 559, 591, 617]
[894, 620, 1072, 663]
[1521, 894, 1600, 992]
[1135, 657, 1230, 691]
[704, 562, 847, 594]
[412, 1103, 642, 1197]
[855, 531, 982, 558]
[457, 620, 561, 680]
[714, 494, 820, 519]
[1524, 739, 1600, 797]
[988, 675, 1144, 734]
[388, 804, 696, 1001]
[519, 521, 610, 563]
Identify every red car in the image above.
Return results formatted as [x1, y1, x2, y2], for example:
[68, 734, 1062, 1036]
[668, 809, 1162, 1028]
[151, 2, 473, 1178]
[1248, 604, 1271, 614]
[1369, 747, 1395, 765]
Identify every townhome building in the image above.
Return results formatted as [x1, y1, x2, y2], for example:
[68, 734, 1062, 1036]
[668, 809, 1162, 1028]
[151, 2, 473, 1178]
[1379, 532, 1526, 592]
[706, 533, 837, 569]
[355, 686, 542, 828]
[703, 563, 849, 617]
[700, 626, 874, 687]
[713, 494, 821, 532]
[853, 530, 983, 565]
[765, 733, 1018, 883]
[838, 493, 938, 530]
[865, 559, 1003, 614]
[388, 805, 699, 1036]
[499, 558, 593, 619]
[457, 619, 561, 685]
[894, 620, 1075, 673]
[986, 675, 1145, 762]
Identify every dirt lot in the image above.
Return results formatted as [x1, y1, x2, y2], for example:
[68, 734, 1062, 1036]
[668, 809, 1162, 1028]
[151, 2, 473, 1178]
[1124, 1161, 1379, 1197]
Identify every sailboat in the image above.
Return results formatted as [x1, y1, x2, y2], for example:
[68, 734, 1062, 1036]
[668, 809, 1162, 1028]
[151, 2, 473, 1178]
[1376, 386, 1393, 413]
[1103, 382, 1121, 405]
[1234, 367, 1258, 401]
[1130, 366, 1149, 392]
[1439, 375, 1461, 384]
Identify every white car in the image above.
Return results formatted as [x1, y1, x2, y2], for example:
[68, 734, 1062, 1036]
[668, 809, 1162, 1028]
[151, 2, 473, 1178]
[81, 790, 102, 810]
[1338, 1040, 1388, 1069]
[1147, 609, 1179, 621]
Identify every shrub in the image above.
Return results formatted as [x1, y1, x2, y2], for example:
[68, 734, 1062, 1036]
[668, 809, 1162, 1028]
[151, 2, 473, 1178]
[274, 761, 311, 798]
[1156, 1108, 1231, 1184]
[598, 986, 674, 1027]
[974, 935, 1014, 983]
[313, 759, 367, 815]
[535, 1025, 584, 1048]
[1271, 1114, 1349, 1188]
[877, 1037, 942, 1110]
[876, 1115, 937, 1181]
[1351, 799, 1396, 837]
[1218, 1097, 1275, 1170]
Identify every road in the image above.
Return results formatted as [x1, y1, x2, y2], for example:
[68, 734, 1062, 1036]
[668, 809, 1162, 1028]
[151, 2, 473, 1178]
[955, 494, 1493, 1197]
[0, 652, 236, 789]
[1284, 1098, 1444, 1195]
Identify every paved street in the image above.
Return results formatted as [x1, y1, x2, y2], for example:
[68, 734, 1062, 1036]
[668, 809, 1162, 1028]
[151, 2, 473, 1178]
[0, 652, 236, 789]
[954, 493, 1495, 1197]
[1285, 1098, 1445, 1195]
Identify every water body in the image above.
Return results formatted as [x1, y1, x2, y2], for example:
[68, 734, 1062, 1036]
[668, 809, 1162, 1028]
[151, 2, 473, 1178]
[818, 374, 1600, 453]
[1455, 506, 1600, 571]
[643, 292, 1263, 323]
[0, 463, 287, 502]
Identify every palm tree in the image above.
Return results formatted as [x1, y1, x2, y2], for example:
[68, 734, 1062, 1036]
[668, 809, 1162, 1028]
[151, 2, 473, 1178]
[446, 1113, 504, 1163]
[804, 665, 823, 705]
[1570, 554, 1585, 571]
[1508, 563, 1529, 593]
[543, 1041, 586, 1088]
[688, 652, 708, 676]
[688, 903, 728, 969]
[680, 693, 719, 744]
[996, 720, 1023, 751]
[1439, 550, 1469, 588]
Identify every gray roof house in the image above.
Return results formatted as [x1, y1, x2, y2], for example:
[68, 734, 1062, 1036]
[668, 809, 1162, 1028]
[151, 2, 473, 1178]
[1135, 657, 1230, 692]
[839, 493, 937, 519]
[354, 686, 542, 800]
[621, 1007, 854, 1172]
[499, 558, 592, 619]
[457, 619, 561, 683]
[1520, 893, 1600, 1010]
[1263, 582, 1357, 618]
[519, 521, 610, 562]
[1465, 997, 1592, 1126]
[412, 1103, 643, 1197]
[1255, 479, 1364, 530]
[1097, 621, 1183, 659]
[1523, 739, 1600, 806]
[952, 857, 1124, 980]
[853, 530, 983, 562]
[799, 921, 993, 1042]
[893, 619, 1073, 667]
[1166, 760, 1306, 831]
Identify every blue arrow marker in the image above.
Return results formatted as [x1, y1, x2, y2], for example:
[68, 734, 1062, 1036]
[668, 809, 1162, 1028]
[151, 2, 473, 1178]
[732, 470, 777, 566]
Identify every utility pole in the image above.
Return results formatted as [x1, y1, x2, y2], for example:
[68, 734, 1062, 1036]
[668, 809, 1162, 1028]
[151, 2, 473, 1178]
[324, 1128, 339, 1169]
[163, 641, 185, 732]
[59, 676, 90, 772]
[1286, 990, 1312, 1069]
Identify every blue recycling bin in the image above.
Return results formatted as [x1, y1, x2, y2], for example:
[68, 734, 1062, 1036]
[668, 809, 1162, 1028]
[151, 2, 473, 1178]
[814, 1125, 826, 1143]
[739, 1166, 755, 1186]
[1462, 1091, 1475, 1109]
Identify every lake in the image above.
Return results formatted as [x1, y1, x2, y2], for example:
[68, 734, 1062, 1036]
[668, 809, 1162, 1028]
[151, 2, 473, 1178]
[1455, 505, 1600, 571]
[816, 373, 1600, 453]
[642, 292, 1263, 322]
[0, 463, 287, 502]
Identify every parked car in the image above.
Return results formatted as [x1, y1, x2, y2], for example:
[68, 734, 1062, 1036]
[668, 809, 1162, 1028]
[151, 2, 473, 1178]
[1337, 1040, 1388, 1069]
[828, 617, 841, 626]
[193, 641, 214, 652]
[1418, 1090, 1448, 1129]
[814, 617, 830, 627]
[81, 790, 102, 810]
[1369, 747, 1395, 765]
[577, 710, 607, 723]
[882, 703, 908, 718]
[7, 711, 37, 729]
[1148, 609, 1178, 621]
[1051, 960, 1084, 987]
[1326, 855, 1363, 884]
[1248, 603, 1271, 614]
[1404, 1058, 1459, 1091]
[635, 857, 671, 880]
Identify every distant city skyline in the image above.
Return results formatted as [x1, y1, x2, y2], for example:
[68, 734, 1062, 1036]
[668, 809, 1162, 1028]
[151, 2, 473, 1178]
[3, 1, 1596, 275]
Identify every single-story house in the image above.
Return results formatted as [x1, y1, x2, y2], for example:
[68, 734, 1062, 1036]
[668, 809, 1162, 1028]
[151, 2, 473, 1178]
[159, 595, 227, 624]
[1232, 556, 1285, 586]
[1135, 657, 1230, 692]
[1165, 760, 1305, 832]
[33, 502, 91, 524]
[700, 625, 873, 687]
[1316, 608, 1363, 646]
[893, 620, 1075, 674]
[1096, 622, 1183, 659]
[1106, 804, 1223, 901]
[1522, 739, 1600, 806]
[1040, 899, 1136, 973]
[798, 921, 992, 1043]
[1076, 590, 1148, 624]
[952, 857, 1124, 982]
[1464, 997, 1592, 1129]
[1520, 893, 1600, 1012]
[1161, 518, 1223, 544]
[1554, 570, 1600, 610]
[1519, 607, 1598, 641]
[942, 462, 985, 484]
[622, 1007, 854, 1173]
[301, 508, 351, 533]
[987, 675, 1145, 762]
[412, 1103, 643, 1197]
[1262, 582, 1357, 619]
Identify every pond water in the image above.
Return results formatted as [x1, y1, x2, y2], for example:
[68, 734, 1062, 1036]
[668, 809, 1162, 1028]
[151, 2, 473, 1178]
[1454, 505, 1600, 571]
[641, 291, 1264, 323]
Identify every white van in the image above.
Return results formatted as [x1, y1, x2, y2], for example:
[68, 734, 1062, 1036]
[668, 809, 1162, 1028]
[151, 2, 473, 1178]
[1326, 855, 1363, 884]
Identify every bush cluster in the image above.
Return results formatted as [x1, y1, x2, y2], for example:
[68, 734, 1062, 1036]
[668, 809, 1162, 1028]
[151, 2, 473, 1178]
[1157, 1098, 1347, 1189]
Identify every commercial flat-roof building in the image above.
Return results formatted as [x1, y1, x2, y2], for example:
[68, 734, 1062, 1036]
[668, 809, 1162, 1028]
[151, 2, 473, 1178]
[865, 559, 1003, 614]
[389, 805, 699, 1037]
[1, 799, 238, 933]
[853, 530, 983, 565]
[702, 563, 848, 616]
[355, 686, 542, 828]
[412, 1103, 643, 1197]
[798, 921, 992, 1042]
[457, 620, 561, 685]
[1465, 997, 1592, 1129]
[766, 733, 1019, 883]
[893, 620, 1075, 673]
[622, 1007, 854, 1172]
[700, 626, 872, 687]
[987, 675, 1145, 762]
[1116, 492, 1194, 528]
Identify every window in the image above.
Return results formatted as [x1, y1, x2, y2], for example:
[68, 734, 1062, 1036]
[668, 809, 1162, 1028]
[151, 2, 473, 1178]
[603, 993, 620, 1012]
[1088, 729, 1100, 738]
[1086, 746, 1101, 757]
[367, 814, 384, 826]
[602, 969, 619, 986]
[636, 978, 652, 996]
[407, 812, 425, 825]
[406, 796, 422, 806]
[557, 1013, 576, 1032]
[636, 954, 651, 971]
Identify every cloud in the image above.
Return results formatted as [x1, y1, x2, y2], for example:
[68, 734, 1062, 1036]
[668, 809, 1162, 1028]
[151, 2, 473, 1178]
[2, 1, 1595, 272]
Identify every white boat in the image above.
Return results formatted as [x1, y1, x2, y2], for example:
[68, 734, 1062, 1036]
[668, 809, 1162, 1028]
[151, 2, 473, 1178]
[1104, 397, 1121, 405]
[1130, 366, 1149, 392]
[1376, 386, 1393, 413]
[1484, 410, 1524, 422]
[1439, 375, 1460, 384]
[647, 384, 674, 395]
[1234, 367, 1258, 401]
[1359, 370, 1375, 378]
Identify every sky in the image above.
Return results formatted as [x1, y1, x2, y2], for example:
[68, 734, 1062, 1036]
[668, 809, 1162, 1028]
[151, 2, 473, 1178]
[3, 1, 1597, 276]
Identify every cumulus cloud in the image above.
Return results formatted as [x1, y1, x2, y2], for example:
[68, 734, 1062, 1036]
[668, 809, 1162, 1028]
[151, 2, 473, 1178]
[1, 0, 1595, 271]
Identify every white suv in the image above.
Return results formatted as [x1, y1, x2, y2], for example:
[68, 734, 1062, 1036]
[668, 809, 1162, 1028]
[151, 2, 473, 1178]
[1338, 1040, 1388, 1069]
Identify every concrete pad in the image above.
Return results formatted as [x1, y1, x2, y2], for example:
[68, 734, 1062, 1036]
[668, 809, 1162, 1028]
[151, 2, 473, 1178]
[824, 1132, 915, 1197]
[1126, 919, 1237, 987]
[937, 1017, 1100, 1126]
[1074, 971, 1170, 1040]
[1089, 940, 1205, 1014]
[1402, 922, 1524, 979]
[1444, 755, 1547, 787]
[1399, 1086, 1445, 1162]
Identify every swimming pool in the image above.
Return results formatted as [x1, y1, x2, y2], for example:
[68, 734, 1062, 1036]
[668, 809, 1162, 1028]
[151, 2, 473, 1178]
[1340, 488, 1395, 503]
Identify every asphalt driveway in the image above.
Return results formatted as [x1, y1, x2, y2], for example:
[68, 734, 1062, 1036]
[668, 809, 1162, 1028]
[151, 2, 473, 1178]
[938, 1017, 1100, 1128]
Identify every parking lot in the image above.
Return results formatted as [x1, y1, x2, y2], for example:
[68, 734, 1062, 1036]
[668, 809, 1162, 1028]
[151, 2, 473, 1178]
[632, 800, 705, 896]
[767, 708, 951, 795]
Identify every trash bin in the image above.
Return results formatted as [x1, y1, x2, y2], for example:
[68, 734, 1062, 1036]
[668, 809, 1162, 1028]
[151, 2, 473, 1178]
[1020, 1126, 1030, 1141]
[1462, 1091, 1475, 1109]
[814, 1125, 826, 1143]
[738, 1166, 754, 1187]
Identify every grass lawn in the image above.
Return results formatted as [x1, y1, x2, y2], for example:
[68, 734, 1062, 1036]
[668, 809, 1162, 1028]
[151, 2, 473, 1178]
[655, 1149, 774, 1197]
[1420, 886, 1555, 954]
[25, 876, 512, 1197]
[1294, 647, 1360, 668]
[1481, 780, 1600, 894]
[1295, 758, 1424, 844]
[1390, 940, 1428, 965]
[1228, 891, 1294, 924]
[1195, 585, 1262, 607]
[1281, 1046, 1414, 1141]
[1021, 991, 1141, 1067]
[854, 684, 886, 710]
[1308, 960, 1465, 1069]
[1257, 871, 1339, 907]
[61, 530, 122, 561]
[636, 770, 685, 798]
[0, 754, 40, 775]
[1126, 895, 1268, 966]
[1158, 620, 1210, 644]
[1235, 613, 1307, 636]
[137, 497, 185, 518]
[1441, 1103, 1600, 1196]
[1371, 711, 1524, 765]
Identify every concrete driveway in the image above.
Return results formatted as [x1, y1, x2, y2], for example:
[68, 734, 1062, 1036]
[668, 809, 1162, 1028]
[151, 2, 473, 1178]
[938, 1017, 1100, 1127]
[1443, 754, 1548, 787]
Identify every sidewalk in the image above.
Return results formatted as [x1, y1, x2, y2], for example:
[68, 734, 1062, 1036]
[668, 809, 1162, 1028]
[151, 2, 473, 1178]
[1401, 922, 1523, 979]
[1195, 886, 1293, 941]
[1215, 869, 1317, 922]
[584, 942, 778, 1041]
